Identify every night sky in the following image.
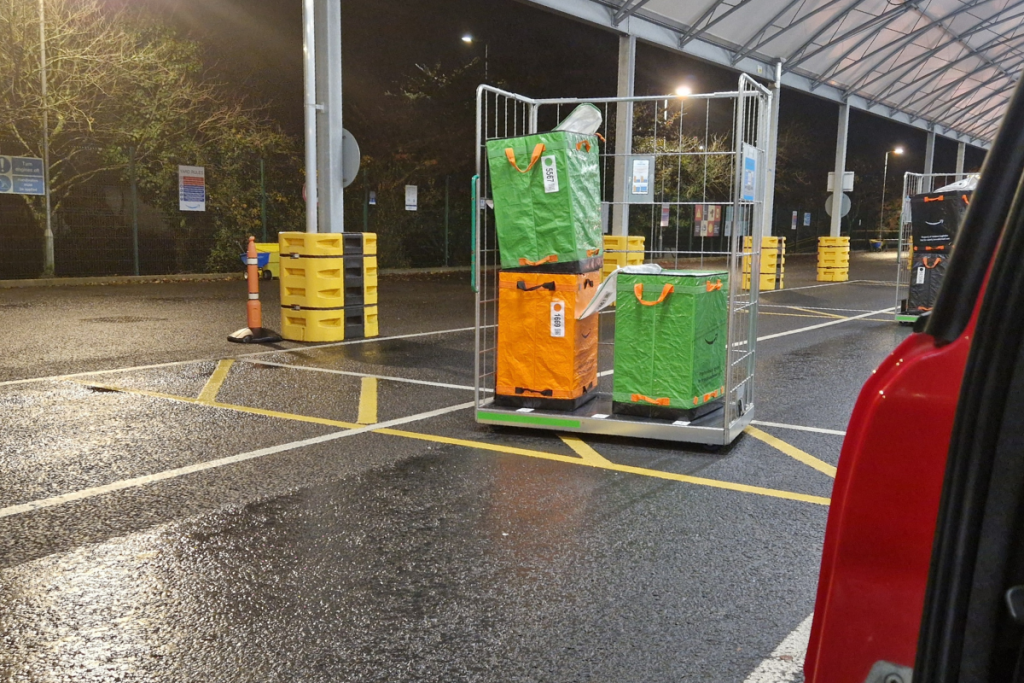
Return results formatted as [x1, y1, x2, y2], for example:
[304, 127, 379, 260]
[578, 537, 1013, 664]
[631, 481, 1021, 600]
[141, 0, 989, 217]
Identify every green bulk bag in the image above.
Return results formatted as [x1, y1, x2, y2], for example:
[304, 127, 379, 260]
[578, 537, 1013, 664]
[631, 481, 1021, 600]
[612, 270, 729, 419]
[486, 131, 603, 271]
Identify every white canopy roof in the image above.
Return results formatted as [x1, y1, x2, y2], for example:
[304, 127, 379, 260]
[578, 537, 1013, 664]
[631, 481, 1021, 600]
[522, 0, 1022, 146]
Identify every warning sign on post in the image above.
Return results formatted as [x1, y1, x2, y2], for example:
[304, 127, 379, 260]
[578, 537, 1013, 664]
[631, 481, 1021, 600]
[178, 165, 206, 212]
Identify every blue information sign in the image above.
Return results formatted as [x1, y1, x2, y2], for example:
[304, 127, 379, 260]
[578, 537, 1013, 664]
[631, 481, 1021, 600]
[0, 155, 45, 196]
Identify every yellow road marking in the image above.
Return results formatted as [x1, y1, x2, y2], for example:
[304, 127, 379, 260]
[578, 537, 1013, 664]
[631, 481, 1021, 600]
[560, 435, 613, 465]
[744, 426, 838, 478]
[785, 306, 847, 320]
[76, 380, 360, 430]
[75, 381, 201, 404]
[198, 360, 235, 404]
[74, 380, 830, 506]
[384, 429, 830, 506]
[357, 377, 378, 424]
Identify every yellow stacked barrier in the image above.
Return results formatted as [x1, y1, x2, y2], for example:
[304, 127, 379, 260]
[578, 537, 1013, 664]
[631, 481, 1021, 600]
[278, 232, 379, 342]
[817, 236, 850, 282]
[601, 235, 645, 282]
[742, 236, 785, 291]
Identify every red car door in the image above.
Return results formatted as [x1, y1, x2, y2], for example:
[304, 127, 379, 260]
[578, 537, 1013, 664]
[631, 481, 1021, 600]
[804, 76, 1024, 683]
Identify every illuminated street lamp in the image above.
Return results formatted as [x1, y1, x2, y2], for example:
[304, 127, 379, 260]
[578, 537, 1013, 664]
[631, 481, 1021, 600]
[675, 84, 692, 97]
[461, 34, 489, 82]
[880, 146, 904, 241]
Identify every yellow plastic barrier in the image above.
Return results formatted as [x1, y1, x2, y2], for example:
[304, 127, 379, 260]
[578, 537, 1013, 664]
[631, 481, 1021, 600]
[818, 236, 850, 282]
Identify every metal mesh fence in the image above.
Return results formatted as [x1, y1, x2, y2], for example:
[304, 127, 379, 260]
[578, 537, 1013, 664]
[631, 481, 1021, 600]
[0, 146, 470, 280]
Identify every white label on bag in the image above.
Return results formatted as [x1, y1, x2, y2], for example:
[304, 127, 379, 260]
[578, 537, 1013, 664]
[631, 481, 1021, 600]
[916, 267, 926, 285]
[542, 155, 559, 194]
[551, 301, 566, 337]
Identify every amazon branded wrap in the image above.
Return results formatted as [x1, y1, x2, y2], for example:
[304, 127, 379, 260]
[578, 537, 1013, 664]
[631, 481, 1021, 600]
[907, 254, 948, 315]
[612, 271, 729, 421]
[910, 190, 970, 252]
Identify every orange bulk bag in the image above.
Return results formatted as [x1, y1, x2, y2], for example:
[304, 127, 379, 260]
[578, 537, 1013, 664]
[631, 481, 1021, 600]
[495, 270, 599, 410]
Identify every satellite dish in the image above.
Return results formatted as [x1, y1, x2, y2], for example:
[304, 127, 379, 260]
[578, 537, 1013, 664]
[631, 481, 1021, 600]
[825, 193, 851, 218]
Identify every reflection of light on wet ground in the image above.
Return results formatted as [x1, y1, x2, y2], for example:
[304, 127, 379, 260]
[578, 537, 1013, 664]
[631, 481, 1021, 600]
[0, 531, 176, 679]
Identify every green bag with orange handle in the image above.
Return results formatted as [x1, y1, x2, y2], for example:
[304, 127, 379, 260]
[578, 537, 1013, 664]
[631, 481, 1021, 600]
[612, 270, 729, 419]
[485, 129, 603, 272]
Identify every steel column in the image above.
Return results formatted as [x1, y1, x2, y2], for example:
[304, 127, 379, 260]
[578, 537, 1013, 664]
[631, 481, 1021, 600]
[923, 131, 936, 192]
[830, 103, 850, 237]
[301, 0, 318, 233]
[315, 0, 344, 233]
[762, 62, 782, 237]
[612, 34, 636, 237]
[956, 142, 966, 179]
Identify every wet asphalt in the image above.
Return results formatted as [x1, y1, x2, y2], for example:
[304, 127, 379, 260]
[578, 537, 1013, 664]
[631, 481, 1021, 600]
[0, 253, 908, 682]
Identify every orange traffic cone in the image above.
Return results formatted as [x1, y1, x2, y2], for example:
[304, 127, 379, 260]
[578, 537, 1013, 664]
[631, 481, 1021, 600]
[228, 237, 282, 344]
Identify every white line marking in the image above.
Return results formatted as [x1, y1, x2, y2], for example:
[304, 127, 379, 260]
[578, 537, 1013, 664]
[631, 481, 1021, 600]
[751, 421, 846, 436]
[757, 307, 893, 342]
[742, 613, 813, 683]
[0, 325, 483, 388]
[760, 304, 874, 313]
[0, 401, 474, 520]
[760, 280, 867, 293]
[243, 359, 488, 392]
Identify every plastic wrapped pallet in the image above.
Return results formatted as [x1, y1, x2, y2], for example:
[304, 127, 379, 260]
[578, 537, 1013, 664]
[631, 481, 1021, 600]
[495, 270, 599, 409]
[612, 270, 729, 420]
[486, 131, 603, 273]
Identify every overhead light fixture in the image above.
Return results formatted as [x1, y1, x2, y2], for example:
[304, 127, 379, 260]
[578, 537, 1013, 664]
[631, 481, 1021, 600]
[893, 146, 904, 154]
[462, 34, 473, 44]
[675, 85, 692, 97]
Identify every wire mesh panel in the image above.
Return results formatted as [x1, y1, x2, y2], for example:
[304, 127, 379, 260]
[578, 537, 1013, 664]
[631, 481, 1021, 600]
[473, 76, 771, 445]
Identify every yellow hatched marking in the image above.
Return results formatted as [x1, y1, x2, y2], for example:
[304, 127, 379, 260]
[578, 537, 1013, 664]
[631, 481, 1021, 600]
[560, 435, 613, 465]
[73, 380, 830, 506]
[382, 429, 830, 506]
[745, 426, 838, 478]
[357, 377, 378, 425]
[198, 360, 235, 404]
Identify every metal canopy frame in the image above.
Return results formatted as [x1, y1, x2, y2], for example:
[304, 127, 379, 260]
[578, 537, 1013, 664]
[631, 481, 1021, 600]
[521, 0, 1024, 146]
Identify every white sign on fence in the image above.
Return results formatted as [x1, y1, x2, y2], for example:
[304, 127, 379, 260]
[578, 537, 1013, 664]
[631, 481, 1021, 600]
[405, 184, 418, 211]
[178, 165, 206, 212]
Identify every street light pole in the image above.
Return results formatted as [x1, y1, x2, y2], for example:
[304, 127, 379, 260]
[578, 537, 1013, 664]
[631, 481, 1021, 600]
[462, 35, 488, 82]
[38, 0, 54, 277]
[879, 146, 904, 242]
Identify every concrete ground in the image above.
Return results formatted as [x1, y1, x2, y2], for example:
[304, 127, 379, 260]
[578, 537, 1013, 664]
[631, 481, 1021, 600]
[0, 252, 906, 682]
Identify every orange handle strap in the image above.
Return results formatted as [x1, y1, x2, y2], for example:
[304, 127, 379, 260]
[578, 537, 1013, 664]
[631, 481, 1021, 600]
[706, 279, 722, 292]
[504, 143, 546, 173]
[923, 257, 942, 268]
[595, 133, 606, 143]
[924, 195, 944, 202]
[634, 283, 674, 306]
[586, 248, 600, 256]
[962, 194, 970, 205]
[518, 254, 558, 266]
[631, 394, 670, 406]
[576, 140, 591, 153]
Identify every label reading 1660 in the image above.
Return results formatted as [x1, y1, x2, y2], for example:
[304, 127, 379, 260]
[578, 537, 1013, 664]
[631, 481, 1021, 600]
[550, 301, 565, 337]
[542, 155, 559, 194]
